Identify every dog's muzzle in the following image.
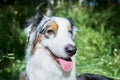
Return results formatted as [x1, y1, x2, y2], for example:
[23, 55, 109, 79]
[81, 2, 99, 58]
[65, 44, 77, 57]
[45, 46, 76, 72]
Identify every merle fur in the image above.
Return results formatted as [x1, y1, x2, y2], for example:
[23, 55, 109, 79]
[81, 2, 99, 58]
[77, 73, 114, 80]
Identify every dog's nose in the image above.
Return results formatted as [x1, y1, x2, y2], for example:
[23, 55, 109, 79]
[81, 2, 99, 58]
[65, 44, 77, 57]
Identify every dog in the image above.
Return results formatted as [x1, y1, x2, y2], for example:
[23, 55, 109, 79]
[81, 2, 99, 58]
[77, 73, 114, 80]
[20, 12, 114, 80]
[24, 12, 77, 80]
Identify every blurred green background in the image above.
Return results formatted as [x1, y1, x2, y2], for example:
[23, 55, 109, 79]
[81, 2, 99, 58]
[0, 0, 120, 80]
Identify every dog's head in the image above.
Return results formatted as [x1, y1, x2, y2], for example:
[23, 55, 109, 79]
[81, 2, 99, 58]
[25, 12, 78, 72]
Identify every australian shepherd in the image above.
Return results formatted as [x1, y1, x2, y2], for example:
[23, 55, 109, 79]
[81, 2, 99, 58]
[20, 12, 114, 80]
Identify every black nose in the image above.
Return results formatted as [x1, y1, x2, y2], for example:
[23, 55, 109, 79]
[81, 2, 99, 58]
[65, 44, 77, 57]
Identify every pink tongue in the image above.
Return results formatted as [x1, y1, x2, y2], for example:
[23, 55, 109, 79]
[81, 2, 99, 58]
[57, 58, 73, 72]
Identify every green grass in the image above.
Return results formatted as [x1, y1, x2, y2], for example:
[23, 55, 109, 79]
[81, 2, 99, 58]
[76, 26, 120, 78]
[0, 4, 120, 80]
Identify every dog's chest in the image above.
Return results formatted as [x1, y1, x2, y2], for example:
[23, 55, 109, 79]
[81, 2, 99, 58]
[26, 49, 76, 80]
[26, 49, 62, 80]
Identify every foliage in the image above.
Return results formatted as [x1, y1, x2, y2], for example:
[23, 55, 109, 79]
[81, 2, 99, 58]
[0, 4, 35, 80]
[0, 2, 120, 80]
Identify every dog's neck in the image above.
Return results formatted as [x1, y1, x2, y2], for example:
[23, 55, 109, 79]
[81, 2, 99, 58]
[26, 43, 76, 80]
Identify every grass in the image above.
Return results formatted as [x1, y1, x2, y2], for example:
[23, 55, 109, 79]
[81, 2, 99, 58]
[0, 3, 120, 80]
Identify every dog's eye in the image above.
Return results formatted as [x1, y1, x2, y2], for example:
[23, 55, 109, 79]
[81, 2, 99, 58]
[68, 30, 73, 34]
[46, 29, 55, 34]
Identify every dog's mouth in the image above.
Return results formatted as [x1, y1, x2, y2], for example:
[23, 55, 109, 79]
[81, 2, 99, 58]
[45, 47, 73, 72]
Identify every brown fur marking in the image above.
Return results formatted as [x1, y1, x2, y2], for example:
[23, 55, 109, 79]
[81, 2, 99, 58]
[49, 21, 58, 32]
[33, 36, 41, 53]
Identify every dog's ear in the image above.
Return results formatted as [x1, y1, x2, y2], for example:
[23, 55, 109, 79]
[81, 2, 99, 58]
[35, 11, 44, 20]
[72, 27, 78, 40]
[66, 18, 74, 26]
[24, 11, 44, 39]
[66, 18, 78, 40]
